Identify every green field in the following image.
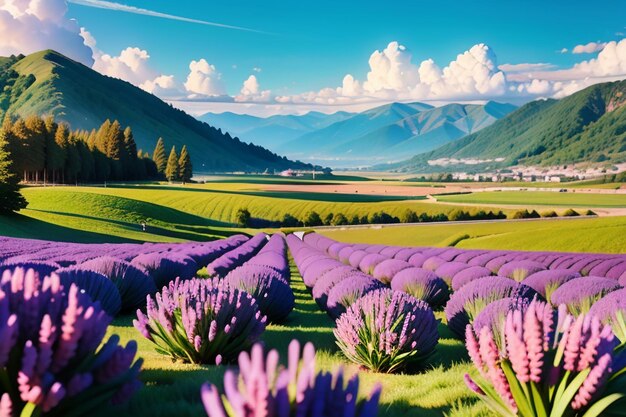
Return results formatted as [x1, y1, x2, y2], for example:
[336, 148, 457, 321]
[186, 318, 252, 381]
[436, 190, 626, 208]
[0, 183, 519, 243]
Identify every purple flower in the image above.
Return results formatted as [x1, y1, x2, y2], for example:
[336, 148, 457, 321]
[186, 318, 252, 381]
[450, 266, 493, 291]
[205, 234, 267, 278]
[371, 259, 411, 284]
[131, 252, 198, 289]
[301, 258, 344, 288]
[421, 256, 446, 271]
[348, 250, 369, 268]
[589, 288, 626, 342]
[134, 278, 266, 364]
[312, 267, 361, 311]
[55, 267, 122, 317]
[435, 262, 471, 285]
[445, 276, 537, 339]
[78, 256, 156, 312]
[325, 275, 385, 319]
[224, 264, 294, 323]
[521, 269, 581, 303]
[498, 260, 546, 282]
[390, 268, 449, 309]
[0, 267, 141, 416]
[358, 254, 388, 275]
[334, 289, 438, 373]
[551, 276, 622, 315]
[201, 339, 381, 417]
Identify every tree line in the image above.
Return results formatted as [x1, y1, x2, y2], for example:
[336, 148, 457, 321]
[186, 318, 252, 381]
[0, 115, 193, 213]
[235, 208, 507, 228]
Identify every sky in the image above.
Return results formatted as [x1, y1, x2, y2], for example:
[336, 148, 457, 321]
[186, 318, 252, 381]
[1, 0, 626, 116]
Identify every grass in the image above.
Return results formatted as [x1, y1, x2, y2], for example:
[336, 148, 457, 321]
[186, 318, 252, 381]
[97, 261, 490, 417]
[436, 190, 626, 208]
[319, 216, 626, 253]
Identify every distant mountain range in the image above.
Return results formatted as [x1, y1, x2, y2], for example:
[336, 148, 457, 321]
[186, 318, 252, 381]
[0, 50, 316, 172]
[201, 101, 516, 167]
[383, 79, 626, 173]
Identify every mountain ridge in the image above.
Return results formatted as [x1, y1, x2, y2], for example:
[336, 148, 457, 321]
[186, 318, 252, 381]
[0, 50, 316, 172]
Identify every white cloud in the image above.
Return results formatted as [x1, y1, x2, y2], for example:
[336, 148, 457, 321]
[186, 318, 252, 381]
[184, 59, 226, 97]
[0, 0, 93, 65]
[572, 41, 607, 54]
[252, 67, 262, 73]
[235, 75, 272, 102]
[498, 63, 557, 73]
[82, 28, 179, 96]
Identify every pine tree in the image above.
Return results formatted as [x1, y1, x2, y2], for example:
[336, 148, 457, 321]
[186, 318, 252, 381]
[0, 125, 27, 214]
[165, 146, 179, 182]
[178, 145, 192, 183]
[153, 137, 167, 176]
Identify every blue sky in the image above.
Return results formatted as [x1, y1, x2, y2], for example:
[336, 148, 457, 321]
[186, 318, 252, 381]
[1, 0, 626, 115]
[66, 0, 625, 95]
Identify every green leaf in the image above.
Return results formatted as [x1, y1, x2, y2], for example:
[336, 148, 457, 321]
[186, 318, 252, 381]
[581, 393, 625, 417]
[550, 369, 590, 417]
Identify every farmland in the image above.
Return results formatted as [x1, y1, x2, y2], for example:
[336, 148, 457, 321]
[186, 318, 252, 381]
[2, 177, 626, 417]
[436, 190, 626, 208]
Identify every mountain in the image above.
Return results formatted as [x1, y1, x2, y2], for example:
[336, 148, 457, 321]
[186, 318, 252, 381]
[202, 101, 515, 167]
[0, 50, 315, 172]
[385, 80, 626, 173]
[200, 111, 354, 149]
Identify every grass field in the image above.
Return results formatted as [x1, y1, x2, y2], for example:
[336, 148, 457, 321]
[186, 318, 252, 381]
[96, 262, 489, 417]
[436, 190, 626, 208]
[319, 216, 626, 253]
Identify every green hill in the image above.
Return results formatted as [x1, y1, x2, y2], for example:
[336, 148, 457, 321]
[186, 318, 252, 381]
[0, 51, 315, 172]
[386, 80, 626, 172]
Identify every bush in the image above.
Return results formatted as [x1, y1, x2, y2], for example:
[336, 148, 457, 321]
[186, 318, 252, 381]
[134, 278, 266, 364]
[0, 268, 142, 416]
[302, 211, 323, 226]
[350, 214, 361, 225]
[465, 300, 626, 417]
[55, 267, 123, 317]
[223, 264, 294, 323]
[589, 288, 626, 343]
[331, 212, 349, 226]
[235, 208, 251, 227]
[201, 340, 381, 417]
[323, 212, 334, 226]
[401, 209, 418, 223]
[390, 267, 450, 309]
[550, 276, 621, 315]
[563, 208, 580, 217]
[280, 213, 300, 227]
[541, 210, 558, 217]
[334, 289, 438, 373]
[585, 209, 597, 216]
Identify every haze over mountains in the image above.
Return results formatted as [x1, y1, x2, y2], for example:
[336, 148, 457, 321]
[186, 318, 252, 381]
[0, 50, 316, 172]
[201, 101, 516, 167]
[385, 79, 626, 173]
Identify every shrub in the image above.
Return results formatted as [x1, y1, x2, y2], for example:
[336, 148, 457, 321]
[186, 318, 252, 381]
[201, 340, 381, 417]
[371, 259, 411, 284]
[550, 276, 622, 315]
[465, 300, 626, 417]
[325, 275, 385, 319]
[497, 260, 545, 282]
[521, 269, 580, 303]
[331, 212, 349, 226]
[134, 278, 266, 364]
[586, 209, 597, 216]
[390, 268, 450, 309]
[541, 210, 558, 218]
[205, 233, 266, 278]
[445, 276, 537, 339]
[563, 208, 580, 217]
[401, 209, 418, 223]
[323, 212, 334, 226]
[450, 266, 493, 291]
[358, 253, 388, 275]
[334, 289, 438, 373]
[302, 211, 323, 227]
[223, 265, 294, 323]
[312, 267, 359, 311]
[131, 252, 198, 289]
[235, 208, 251, 227]
[79, 256, 157, 312]
[589, 288, 626, 343]
[281, 213, 300, 227]
[55, 267, 123, 317]
[0, 268, 142, 416]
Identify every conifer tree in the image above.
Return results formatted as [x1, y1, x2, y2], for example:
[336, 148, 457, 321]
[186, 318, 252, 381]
[153, 137, 167, 176]
[0, 124, 27, 213]
[165, 146, 179, 182]
[178, 145, 192, 183]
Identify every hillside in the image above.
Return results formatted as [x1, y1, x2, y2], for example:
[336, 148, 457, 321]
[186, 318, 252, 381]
[386, 80, 626, 172]
[203, 101, 515, 167]
[0, 51, 316, 172]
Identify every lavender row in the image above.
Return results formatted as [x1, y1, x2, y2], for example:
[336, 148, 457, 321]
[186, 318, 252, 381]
[0, 235, 247, 315]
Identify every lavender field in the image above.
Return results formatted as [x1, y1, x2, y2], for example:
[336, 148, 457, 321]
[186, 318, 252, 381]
[0, 230, 625, 416]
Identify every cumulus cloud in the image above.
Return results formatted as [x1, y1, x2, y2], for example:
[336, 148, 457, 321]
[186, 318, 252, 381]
[184, 59, 226, 97]
[572, 41, 607, 54]
[235, 75, 272, 102]
[0, 0, 93, 65]
[498, 63, 557, 73]
[81, 28, 180, 96]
